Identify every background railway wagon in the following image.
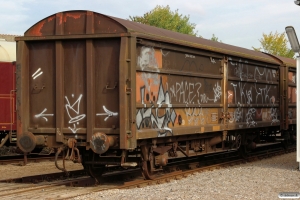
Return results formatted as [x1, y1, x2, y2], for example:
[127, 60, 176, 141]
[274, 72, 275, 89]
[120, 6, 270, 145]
[15, 10, 295, 176]
[0, 39, 16, 148]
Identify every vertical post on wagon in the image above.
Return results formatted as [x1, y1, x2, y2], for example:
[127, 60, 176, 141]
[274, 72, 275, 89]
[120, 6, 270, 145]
[285, 26, 300, 169]
[297, 56, 300, 170]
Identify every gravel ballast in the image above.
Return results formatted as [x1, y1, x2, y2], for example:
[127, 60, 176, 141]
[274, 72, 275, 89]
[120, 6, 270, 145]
[0, 159, 83, 180]
[0, 152, 299, 199]
[73, 152, 300, 200]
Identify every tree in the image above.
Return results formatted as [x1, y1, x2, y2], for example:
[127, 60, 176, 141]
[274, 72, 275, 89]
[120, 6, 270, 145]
[252, 31, 294, 58]
[211, 34, 222, 42]
[129, 5, 198, 36]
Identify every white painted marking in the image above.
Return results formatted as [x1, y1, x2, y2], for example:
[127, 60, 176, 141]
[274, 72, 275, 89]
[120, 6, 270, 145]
[35, 108, 54, 121]
[32, 68, 43, 79]
[32, 68, 41, 77]
[96, 106, 118, 121]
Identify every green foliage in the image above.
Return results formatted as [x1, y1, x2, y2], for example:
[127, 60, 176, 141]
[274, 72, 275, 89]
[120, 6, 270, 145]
[252, 31, 295, 58]
[129, 5, 198, 36]
[211, 34, 222, 42]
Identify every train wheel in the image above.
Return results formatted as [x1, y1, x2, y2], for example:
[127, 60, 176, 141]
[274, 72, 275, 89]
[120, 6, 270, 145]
[239, 145, 249, 159]
[281, 140, 289, 151]
[85, 165, 105, 183]
[291, 129, 296, 144]
[236, 134, 242, 149]
[231, 133, 242, 149]
[140, 145, 154, 180]
[82, 149, 105, 182]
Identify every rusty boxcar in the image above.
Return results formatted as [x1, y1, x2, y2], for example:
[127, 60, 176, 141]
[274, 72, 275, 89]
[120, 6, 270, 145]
[15, 10, 296, 179]
[0, 39, 17, 148]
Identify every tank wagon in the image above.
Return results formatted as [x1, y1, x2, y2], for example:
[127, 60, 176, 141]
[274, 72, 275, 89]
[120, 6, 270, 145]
[0, 39, 17, 148]
[15, 10, 296, 178]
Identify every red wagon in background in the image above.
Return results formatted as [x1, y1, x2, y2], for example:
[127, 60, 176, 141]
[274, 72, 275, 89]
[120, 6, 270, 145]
[0, 39, 16, 147]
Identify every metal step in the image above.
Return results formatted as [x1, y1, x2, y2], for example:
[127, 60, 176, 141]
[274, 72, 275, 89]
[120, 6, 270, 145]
[9, 132, 17, 143]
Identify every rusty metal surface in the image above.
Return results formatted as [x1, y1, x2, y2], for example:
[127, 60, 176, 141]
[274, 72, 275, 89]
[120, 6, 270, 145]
[17, 10, 293, 153]
[110, 16, 278, 65]
[16, 41, 32, 156]
[264, 53, 297, 128]
[19, 11, 277, 65]
[63, 40, 87, 134]
[90, 132, 110, 154]
[18, 38, 121, 144]
[17, 12, 122, 150]
[28, 42, 56, 129]
[24, 11, 127, 37]
[265, 53, 296, 68]
[288, 85, 296, 104]
[227, 56, 280, 129]
[17, 131, 36, 153]
[287, 68, 296, 125]
[135, 44, 223, 139]
[119, 37, 129, 149]
[94, 39, 120, 129]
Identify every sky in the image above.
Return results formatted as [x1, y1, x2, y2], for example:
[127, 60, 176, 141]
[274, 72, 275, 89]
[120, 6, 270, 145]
[0, 0, 299, 50]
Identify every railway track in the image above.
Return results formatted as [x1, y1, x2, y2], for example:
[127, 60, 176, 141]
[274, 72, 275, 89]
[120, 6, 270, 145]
[0, 144, 295, 199]
[117, 145, 296, 190]
[0, 146, 56, 165]
[0, 155, 57, 165]
[0, 147, 64, 165]
[0, 169, 128, 199]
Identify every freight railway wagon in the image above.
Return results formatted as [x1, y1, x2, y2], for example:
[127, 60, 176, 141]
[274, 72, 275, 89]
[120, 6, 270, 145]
[0, 39, 16, 148]
[15, 10, 296, 178]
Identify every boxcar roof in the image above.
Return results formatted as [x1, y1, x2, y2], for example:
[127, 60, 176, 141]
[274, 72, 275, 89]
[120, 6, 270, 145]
[264, 53, 296, 68]
[0, 40, 16, 62]
[21, 10, 279, 65]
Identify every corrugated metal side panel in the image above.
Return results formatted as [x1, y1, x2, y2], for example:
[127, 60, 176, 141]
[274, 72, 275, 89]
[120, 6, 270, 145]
[135, 44, 224, 139]
[227, 58, 280, 129]
[287, 68, 296, 126]
[288, 70, 296, 104]
[62, 40, 87, 132]
[29, 41, 56, 129]
[94, 39, 120, 129]
[264, 52, 297, 128]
